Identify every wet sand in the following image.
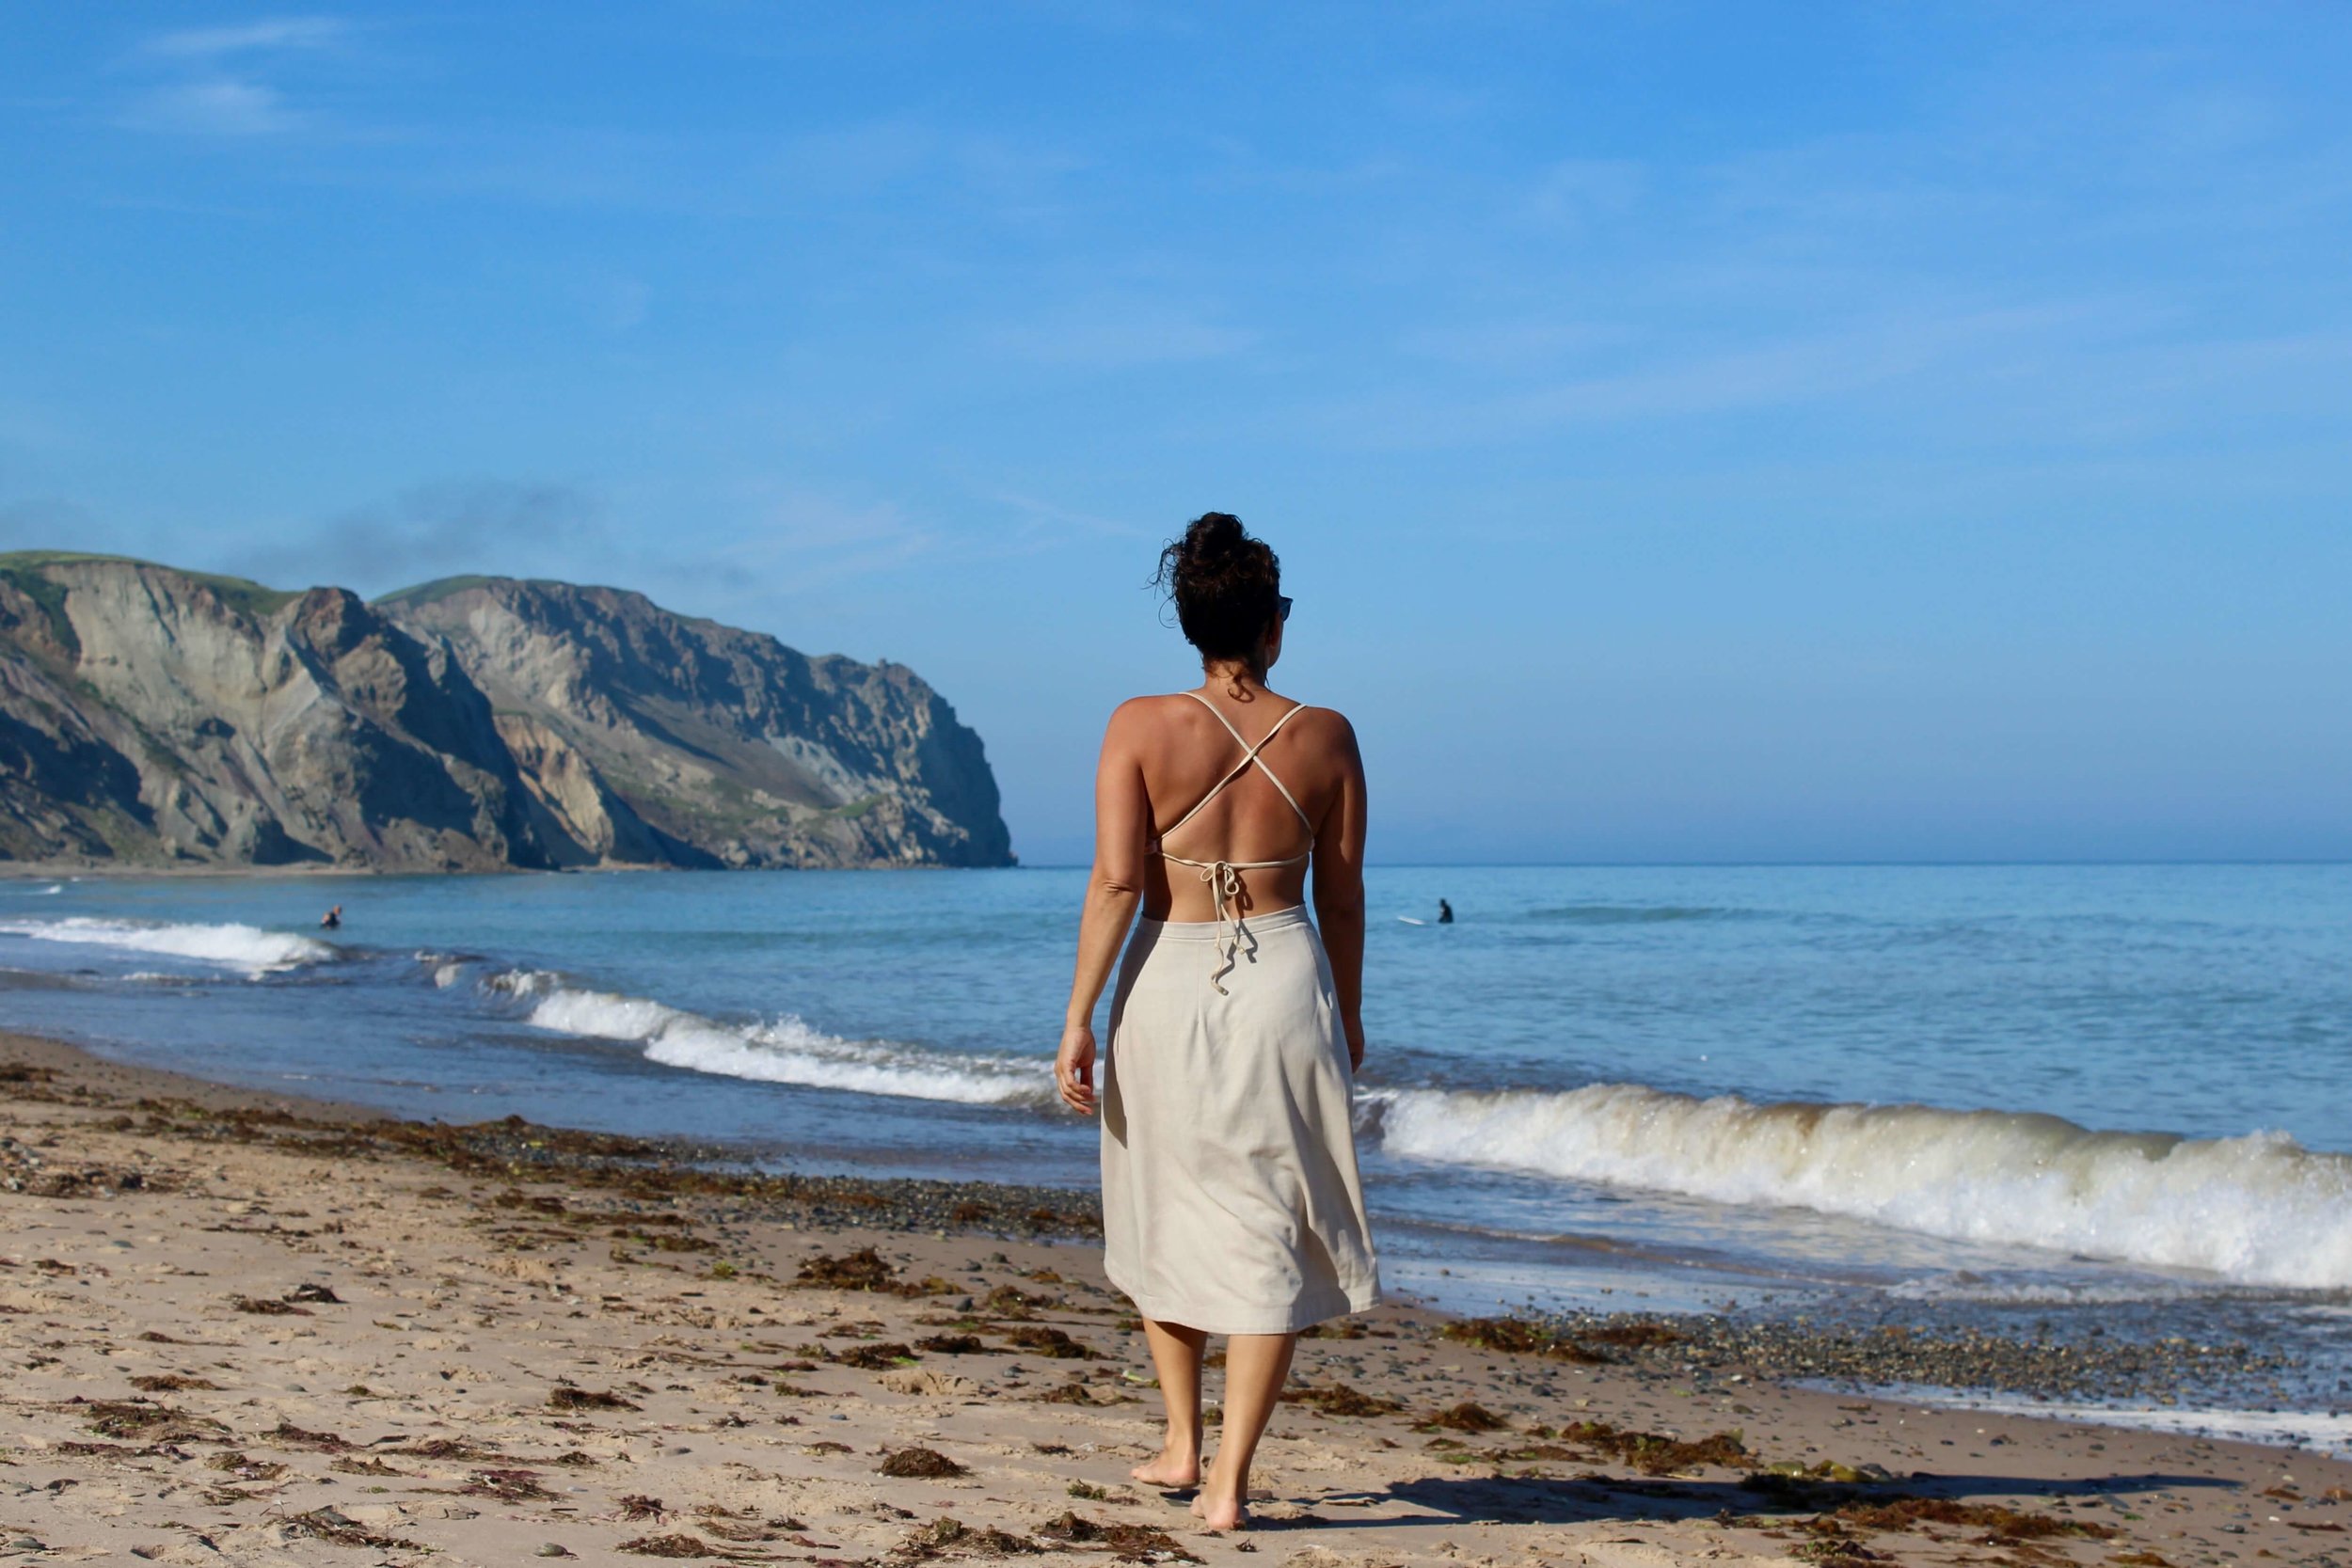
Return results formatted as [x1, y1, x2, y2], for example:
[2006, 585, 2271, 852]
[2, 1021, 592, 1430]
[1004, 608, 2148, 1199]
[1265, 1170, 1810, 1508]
[3, 1031, 2346, 1567]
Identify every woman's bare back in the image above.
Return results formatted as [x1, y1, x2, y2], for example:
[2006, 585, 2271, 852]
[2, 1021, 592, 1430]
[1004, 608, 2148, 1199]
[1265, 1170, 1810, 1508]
[1114, 687, 1359, 924]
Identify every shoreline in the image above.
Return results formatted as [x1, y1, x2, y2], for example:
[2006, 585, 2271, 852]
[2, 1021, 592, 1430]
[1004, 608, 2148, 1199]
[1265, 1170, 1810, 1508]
[5, 1031, 2347, 1565]
[9, 1033, 2326, 1418]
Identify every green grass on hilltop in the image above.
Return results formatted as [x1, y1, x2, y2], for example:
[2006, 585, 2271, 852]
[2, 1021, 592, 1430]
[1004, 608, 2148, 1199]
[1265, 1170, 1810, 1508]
[373, 575, 646, 610]
[0, 550, 155, 570]
[373, 574, 506, 608]
[0, 550, 299, 618]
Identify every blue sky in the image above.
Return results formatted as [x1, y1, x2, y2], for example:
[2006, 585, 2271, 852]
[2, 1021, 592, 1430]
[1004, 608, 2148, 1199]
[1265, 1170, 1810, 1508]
[4, 4, 2348, 864]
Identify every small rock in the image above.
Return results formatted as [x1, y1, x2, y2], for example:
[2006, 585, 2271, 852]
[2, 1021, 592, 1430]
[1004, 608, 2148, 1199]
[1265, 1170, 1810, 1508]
[535, 1545, 574, 1559]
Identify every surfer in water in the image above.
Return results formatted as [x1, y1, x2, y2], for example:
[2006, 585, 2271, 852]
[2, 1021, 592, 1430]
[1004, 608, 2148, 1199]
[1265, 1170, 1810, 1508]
[320, 906, 342, 931]
[1438, 898, 1453, 925]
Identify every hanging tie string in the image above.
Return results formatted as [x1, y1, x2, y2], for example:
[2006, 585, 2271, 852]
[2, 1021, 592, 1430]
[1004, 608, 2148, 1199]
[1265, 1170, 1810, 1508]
[1196, 858, 1258, 995]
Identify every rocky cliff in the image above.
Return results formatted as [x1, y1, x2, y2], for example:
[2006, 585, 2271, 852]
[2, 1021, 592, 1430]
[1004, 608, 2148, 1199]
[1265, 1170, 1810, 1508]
[380, 576, 1013, 869]
[0, 554, 1012, 871]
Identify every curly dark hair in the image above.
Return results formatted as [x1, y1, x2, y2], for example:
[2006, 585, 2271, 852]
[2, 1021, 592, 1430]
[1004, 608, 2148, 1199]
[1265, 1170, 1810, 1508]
[1154, 512, 1282, 662]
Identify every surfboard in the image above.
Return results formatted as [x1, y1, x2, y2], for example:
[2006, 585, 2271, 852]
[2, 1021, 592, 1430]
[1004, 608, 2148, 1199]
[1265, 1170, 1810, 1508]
[1396, 916, 1426, 926]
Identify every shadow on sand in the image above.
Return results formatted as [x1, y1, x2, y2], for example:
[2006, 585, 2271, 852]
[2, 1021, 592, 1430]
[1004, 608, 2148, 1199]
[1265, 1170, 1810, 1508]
[1250, 1468, 2235, 1531]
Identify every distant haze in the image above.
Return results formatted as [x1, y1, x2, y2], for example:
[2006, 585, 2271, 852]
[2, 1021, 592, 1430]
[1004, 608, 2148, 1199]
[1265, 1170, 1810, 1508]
[4, 6, 2348, 865]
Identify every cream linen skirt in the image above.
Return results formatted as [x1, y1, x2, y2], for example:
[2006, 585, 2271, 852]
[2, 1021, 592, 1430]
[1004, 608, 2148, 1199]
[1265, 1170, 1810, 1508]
[1100, 905, 1381, 1335]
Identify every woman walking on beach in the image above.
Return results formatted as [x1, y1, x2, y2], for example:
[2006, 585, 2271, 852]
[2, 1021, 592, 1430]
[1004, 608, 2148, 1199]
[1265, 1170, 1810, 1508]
[1057, 513, 1381, 1531]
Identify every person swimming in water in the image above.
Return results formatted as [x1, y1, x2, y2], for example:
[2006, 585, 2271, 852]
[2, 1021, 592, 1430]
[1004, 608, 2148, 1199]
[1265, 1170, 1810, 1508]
[1437, 898, 1454, 924]
[320, 906, 342, 930]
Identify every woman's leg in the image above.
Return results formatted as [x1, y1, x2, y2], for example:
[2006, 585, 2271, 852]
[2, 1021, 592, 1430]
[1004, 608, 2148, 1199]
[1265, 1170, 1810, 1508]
[1195, 1331, 1296, 1529]
[1131, 1316, 1208, 1487]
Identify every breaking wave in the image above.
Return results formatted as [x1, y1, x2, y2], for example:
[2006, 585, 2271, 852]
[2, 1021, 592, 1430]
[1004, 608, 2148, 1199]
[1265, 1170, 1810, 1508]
[0, 916, 337, 975]
[1372, 1082, 2352, 1290]
[492, 971, 1054, 1108]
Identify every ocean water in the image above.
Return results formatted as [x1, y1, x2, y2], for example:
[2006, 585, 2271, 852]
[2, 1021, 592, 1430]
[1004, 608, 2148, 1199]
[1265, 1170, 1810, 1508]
[4, 863, 2348, 1440]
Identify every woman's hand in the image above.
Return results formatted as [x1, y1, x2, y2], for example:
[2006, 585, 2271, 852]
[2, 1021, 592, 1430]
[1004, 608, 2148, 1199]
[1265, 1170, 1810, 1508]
[1057, 1020, 1099, 1116]
[1343, 1015, 1366, 1073]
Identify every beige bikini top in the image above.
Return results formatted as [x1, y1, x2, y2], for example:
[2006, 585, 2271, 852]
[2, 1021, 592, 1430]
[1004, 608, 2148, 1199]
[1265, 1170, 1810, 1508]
[1149, 690, 1315, 993]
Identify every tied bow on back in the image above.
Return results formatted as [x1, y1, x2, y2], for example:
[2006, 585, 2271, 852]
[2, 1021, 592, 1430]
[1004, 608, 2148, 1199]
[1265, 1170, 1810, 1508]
[1194, 858, 1260, 995]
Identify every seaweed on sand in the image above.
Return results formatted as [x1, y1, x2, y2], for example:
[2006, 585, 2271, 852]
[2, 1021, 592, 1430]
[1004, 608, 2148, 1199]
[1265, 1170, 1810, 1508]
[1416, 1401, 1509, 1433]
[997, 1324, 1099, 1360]
[462, 1467, 558, 1501]
[279, 1507, 418, 1550]
[898, 1516, 1044, 1560]
[1440, 1316, 1610, 1363]
[78, 1400, 222, 1441]
[386, 1435, 502, 1459]
[265, 1418, 352, 1451]
[1554, 1418, 1748, 1475]
[1282, 1383, 1403, 1418]
[617, 1535, 725, 1558]
[1819, 1497, 2115, 1543]
[879, 1447, 968, 1479]
[548, 1386, 641, 1412]
[1036, 1513, 1200, 1562]
[796, 1247, 955, 1296]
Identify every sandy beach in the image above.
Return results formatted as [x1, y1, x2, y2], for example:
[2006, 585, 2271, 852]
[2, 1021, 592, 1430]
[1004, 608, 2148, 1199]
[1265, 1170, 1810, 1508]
[3, 1030, 2345, 1568]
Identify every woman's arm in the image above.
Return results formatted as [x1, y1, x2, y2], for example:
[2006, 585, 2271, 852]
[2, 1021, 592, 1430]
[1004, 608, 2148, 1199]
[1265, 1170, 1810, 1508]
[1057, 702, 1152, 1115]
[1311, 713, 1369, 1070]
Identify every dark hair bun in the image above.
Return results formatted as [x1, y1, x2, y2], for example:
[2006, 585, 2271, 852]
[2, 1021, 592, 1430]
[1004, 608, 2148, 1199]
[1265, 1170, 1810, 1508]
[1156, 513, 1282, 661]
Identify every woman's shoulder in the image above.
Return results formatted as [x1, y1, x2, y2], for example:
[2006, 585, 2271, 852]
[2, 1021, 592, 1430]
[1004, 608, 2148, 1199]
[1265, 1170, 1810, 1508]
[1287, 702, 1359, 756]
[1103, 691, 1355, 746]
[1104, 692, 1193, 726]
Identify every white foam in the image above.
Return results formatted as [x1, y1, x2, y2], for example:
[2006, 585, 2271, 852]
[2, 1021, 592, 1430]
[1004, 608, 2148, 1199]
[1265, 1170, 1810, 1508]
[1887, 1387, 2352, 1459]
[483, 968, 554, 997]
[0, 916, 336, 975]
[1374, 1083, 2352, 1290]
[1884, 1274, 2209, 1306]
[498, 972, 1053, 1108]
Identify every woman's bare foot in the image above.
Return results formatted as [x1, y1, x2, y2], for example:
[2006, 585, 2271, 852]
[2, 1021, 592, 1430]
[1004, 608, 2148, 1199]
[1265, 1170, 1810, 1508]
[1131, 1447, 1200, 1488]
[1189, 1486, 1248, 1532]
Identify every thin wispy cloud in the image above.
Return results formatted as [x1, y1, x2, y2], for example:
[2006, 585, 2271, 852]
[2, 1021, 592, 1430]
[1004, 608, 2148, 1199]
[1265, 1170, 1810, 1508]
[123, 78, 300, 136]
[142, 17, 352, 58]
[226, 481, 607, 593]
[678, 493, 942, 605]
[675, 484, 1152, 614]
[976, 488, 1152, 549]
[1316, 300, 2153, 450]
[120, 13, 352, 138]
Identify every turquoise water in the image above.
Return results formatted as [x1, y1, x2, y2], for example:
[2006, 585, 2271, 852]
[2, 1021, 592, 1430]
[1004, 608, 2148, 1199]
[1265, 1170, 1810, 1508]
[5, 863, 2350, 1427]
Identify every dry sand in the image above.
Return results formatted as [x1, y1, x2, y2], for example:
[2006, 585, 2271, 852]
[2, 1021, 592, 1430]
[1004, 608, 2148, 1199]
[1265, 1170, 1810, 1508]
[3, 1031, 2345, 1567]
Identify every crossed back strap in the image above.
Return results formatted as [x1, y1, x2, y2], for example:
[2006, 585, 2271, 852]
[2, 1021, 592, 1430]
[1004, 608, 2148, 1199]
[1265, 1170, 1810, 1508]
[1149, 691, 1317, 993]
[1152, 690, 1316, 852]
